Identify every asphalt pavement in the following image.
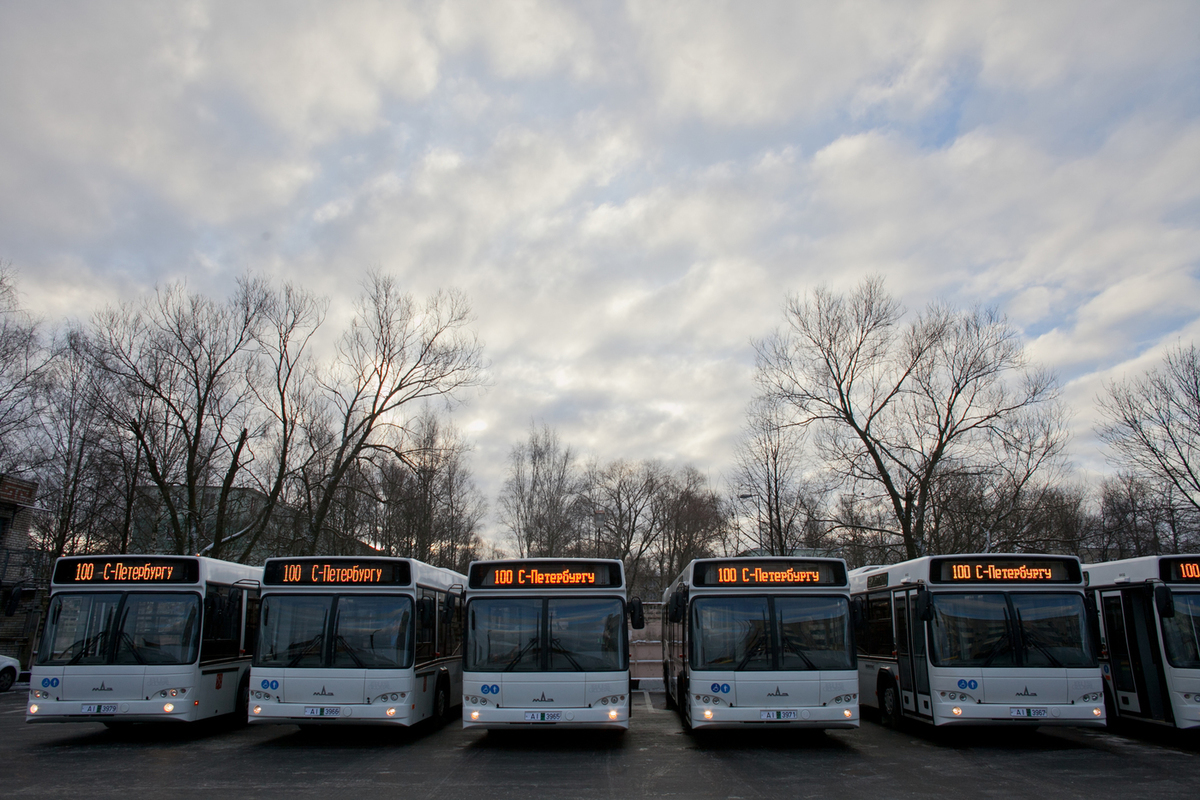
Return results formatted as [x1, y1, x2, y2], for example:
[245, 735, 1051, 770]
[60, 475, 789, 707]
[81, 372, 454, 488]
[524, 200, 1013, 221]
[1, 683, 1197, 799]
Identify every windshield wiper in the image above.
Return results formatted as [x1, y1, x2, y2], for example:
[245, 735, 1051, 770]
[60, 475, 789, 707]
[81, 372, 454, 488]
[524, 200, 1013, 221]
[504, 636, 541, 671]
[116, 631, 147, 665]
[65, 631, 111, 665]
[287, 634, 325, 667]
[334, 636, 366, 668]
[1016, 609, 1065, 668]
[980, 638, 1013, 667]
[735, 629, 770, 670]
[779, 636, 818, 670]
[549, 638, 585, 671]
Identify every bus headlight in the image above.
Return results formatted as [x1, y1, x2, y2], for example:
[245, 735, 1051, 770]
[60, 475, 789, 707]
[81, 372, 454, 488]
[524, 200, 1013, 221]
[1093, 708, 1103, 717]
[29, 704, 38, 714]
[610, 709, 620, 720]
[952, 707, 962, 716]
[471, 710, 480, 720]
[703, 709, 712, 720]
[844, 709, 853, 718]
[253, 705, 262, 715]
[386, 707, 396, 717]
[163, 703, 175, 713]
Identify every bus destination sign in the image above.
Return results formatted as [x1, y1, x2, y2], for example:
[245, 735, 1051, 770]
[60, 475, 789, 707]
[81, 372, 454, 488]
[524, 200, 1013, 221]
[929, 556, 1081, 584]
[693, 560, 847, 587]
[53, 556, 200, 585]
[468, 561, 621, 589]
[263, 559, 412, 586]
[1160, 557, 1200, 583]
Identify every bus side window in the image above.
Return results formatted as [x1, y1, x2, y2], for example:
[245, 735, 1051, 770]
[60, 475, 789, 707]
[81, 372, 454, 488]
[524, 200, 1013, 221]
[867, 592, 894, 657]
[416, 589, 435, 663]
[243, 591, 261, 657]
[202, 584, 241, 664]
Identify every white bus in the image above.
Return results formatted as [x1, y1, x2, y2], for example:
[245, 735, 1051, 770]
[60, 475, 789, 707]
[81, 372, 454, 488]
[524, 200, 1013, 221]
[850, 554, 1105, 727]
[462, 558, 645, 730]
[250, 556, 466, 727]
[27, 555, 262, 726]
[662, 557, 858, 730]
[1083, 554, 1200, 729]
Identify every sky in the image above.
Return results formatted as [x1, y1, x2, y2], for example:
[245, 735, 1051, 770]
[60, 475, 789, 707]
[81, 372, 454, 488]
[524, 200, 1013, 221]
[1, 1, 1198, 544]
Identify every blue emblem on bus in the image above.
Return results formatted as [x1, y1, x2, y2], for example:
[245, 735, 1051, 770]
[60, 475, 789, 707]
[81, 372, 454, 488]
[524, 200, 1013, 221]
[968, 680, 977, 690]
[42, 678, 50, 688]
[958, 679, 967, 689]
[482, 684, 499, 695]
[482, 684, 491, 694]
[261, 680, 270, 689]
[711, 683, 721, 693]
[710, 683, 731, 694]
[271, 680, 279, 690]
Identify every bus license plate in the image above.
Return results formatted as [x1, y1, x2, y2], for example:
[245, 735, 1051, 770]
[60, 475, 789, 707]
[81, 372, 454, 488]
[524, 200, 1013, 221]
[304, 706, 341, 717]
[524, 711, 562, 722]
[760, 710, 799, 720]
[1010, 707, 1048, 718]
[80, 704, 118, 714]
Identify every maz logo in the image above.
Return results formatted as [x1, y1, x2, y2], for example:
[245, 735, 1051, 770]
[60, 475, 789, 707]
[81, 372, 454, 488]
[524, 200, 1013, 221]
[313, 686, 335, 697]
[92, 682, 113, 692]
[767, 687, 789, 697]
[531, 692, 554, 703]
[1015, 687, 1038, 697]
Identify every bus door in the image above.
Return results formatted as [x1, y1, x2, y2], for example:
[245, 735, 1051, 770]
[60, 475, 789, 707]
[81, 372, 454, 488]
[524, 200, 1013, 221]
[893, 589, 933, 719]
[1101, 589, 1169, 721]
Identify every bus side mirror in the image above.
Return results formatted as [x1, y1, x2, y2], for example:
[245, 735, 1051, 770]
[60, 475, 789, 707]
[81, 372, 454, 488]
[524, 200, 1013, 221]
[1155, 584, 1175, 618]
[3, 585, 22, 617]
[629, 597, 645, 630]
[667, 590, 685, 623]
[916, 589, 933, 621]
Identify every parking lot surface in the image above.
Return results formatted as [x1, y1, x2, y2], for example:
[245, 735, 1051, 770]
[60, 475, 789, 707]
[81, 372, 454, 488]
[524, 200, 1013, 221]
[2, 686, 1198, 799]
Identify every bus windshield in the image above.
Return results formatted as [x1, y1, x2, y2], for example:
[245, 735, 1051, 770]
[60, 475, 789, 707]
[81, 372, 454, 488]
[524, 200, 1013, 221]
[928, 592, 1095, 668]
[466, 597, 625, 672]
[256, 594, 413, 669]
[37, 592, 201, 666]
[691, 595, 853, 671]
[1160, 592, 1200, 669]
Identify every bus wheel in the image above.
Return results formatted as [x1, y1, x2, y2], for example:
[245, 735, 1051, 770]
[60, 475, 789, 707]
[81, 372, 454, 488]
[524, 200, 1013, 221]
[434, 680, 450, 722]
[663, 665, 676, 710]
[679, 677, 692, 730]
[233, 672, 251, 727]
[879, 680, 901, 728]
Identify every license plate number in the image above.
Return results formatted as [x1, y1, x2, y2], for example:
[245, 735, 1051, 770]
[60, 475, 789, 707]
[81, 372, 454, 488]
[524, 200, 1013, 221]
[80, 704, 118, 714]
[304, 706, 341, 717]
[1010, 707, 1048, 718]
[524, 711, 562, 722]
[760, 710, 799, 720]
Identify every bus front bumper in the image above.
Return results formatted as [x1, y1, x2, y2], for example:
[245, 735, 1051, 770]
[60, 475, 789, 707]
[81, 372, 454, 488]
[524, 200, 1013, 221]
[689, 700, 859, 729]
[26, 698, 204, 724]
[932, 699, 1106, 726]
[249, 701, 415, 726]
[462, 703, 629, 730]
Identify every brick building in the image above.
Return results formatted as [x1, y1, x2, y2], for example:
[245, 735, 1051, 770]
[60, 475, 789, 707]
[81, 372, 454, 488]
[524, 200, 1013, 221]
[0, 474, 41, 670]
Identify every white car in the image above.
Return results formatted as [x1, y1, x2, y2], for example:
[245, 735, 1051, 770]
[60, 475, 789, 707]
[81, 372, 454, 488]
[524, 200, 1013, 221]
[0, 654, 20, 692]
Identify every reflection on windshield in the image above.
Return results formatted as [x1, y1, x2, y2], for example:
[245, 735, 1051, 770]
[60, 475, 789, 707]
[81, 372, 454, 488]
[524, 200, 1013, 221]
[692, 596, 853, 671]
[38, 592, 200, 666]
[465, 598, 625, 672]
[1161, 593, 1200, 669]
[256, 595, 412, 669]
[929, 592, 1094, 668]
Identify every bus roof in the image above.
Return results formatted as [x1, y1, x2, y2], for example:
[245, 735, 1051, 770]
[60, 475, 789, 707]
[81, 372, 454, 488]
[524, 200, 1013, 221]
[51, 554, 262, 588]
[848, 553, 1085, 592]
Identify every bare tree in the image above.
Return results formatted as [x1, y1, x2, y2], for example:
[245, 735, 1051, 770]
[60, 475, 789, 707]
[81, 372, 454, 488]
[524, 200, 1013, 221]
[90, 278, 272, 556]
[731, 397, 829, 555]
[756, 277, 1064, 559]
[0, 264, 53, 473]
[297, 274, 485, 555]
[646, 466, 726, 596]
[499, 423, 583, 557]
[587, 458, 662, 588]
[1097, 343, 1200, 528]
